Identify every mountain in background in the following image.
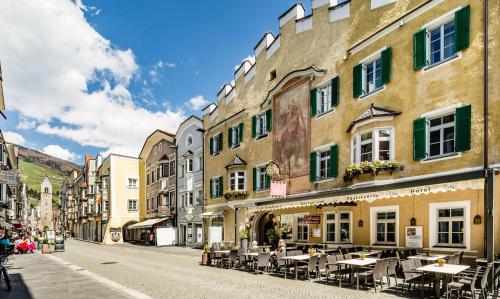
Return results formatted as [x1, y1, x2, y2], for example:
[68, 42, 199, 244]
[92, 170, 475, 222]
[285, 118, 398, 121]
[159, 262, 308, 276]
[16, 145, 81, 207]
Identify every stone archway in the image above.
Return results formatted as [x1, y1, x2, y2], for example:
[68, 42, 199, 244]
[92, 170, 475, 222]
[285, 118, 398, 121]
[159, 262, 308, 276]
[251, 212, 277, 246]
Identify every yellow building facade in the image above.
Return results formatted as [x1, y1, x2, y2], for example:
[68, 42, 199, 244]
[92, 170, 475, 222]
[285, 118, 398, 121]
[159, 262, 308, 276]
[202, 0, 500, 259]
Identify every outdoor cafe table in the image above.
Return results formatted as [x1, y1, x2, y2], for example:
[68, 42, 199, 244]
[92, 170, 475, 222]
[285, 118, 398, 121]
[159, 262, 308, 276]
[336, 258, 378, 290]
[416, 263, 469, 298]
[351, 251, 379, 257]
[280, 254, 321, 280]
[408, 254, 447, 263]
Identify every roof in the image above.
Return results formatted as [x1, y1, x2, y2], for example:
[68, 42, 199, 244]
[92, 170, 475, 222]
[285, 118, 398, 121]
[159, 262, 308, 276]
[346, 104, 401, 133]
[225, 155, 247, 169]
[138, 129, 175, 159]
[128, 218, 168, 229]
[200, 209, 226, 217]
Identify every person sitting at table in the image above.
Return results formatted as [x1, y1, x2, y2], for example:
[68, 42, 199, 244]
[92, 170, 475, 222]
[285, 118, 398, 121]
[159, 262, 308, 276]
[270, 239, 287, 267]
[249, 241, 259, 252]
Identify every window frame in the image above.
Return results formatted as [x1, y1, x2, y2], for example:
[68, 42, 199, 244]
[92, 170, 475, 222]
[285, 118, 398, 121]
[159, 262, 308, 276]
[212, 133, 222, 155]
[351, 127, 395, 163]
[423, 11, 459, 70]
[427, 112, 456, 159]
[315, 82, 333, 116]
[323, 211, 353, 244]
[255, 113, 268, 139]
[211, 177, 222, 198]
[429, 201, 470, 249]
[256, 164, 269, 191]
[317, 149, 331, 181]
[127, 178, 138, 189]
[295, 215, 309, 242]
[127, 199, 138, 211]
[230, 124, 241, 148]
[229, 171, 246, 191]
[370, 206, 399, 246]
[186, 158, 193, 173]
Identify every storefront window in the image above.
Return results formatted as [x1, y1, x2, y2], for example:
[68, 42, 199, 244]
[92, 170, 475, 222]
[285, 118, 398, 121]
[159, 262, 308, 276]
[376, 211, 396, 244]
[296, 216, 308, 242]
[437, 208, 464, 246]
[280, 214, 293, 241]
[324, 212, 351, 243]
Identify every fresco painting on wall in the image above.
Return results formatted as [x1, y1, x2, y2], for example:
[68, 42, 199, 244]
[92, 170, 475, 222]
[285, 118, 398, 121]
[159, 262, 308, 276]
[273, 78, 310, 178]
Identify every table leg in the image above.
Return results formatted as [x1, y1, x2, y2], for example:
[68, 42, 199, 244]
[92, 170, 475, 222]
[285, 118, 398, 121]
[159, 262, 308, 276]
[295, 260, 298, 280]
[351, 266, 355, 288]
[434, 273, 440, 298]
[339, 265, 342, 288]
[356, 267, 359, 291]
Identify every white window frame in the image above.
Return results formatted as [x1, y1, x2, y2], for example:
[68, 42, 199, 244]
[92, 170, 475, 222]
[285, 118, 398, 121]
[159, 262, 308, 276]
[427, 113, 456, 159]
[295, 214, 309, 242]
[188, 191, 194, 206]
[212, 133, 221, 155]
[256, 164, 268, 191]
[351, 127, 394, 163]
[128, 178, 138, 189]
[429, 200, 470, 249]
[323, 211, 352, 243]
[186, 158, 193, 173]
[212, 177, 221, 198]
[229, 171, 246, 191]
[256, 113, 268, 138]
[230, 124, 241, 148]
[422, 9, 460, 69]
[315, 82, 333, 116]
[317, 149, 331, 181]
[370, 205, 399, 246]
[127, 199, 138, 211]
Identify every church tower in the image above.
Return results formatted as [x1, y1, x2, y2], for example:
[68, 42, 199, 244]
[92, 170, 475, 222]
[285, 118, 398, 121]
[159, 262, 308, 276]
[39, 176, 53, 230]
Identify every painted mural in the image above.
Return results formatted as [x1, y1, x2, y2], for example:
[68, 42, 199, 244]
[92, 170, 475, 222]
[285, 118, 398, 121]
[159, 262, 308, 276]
[273, 78, 310, 178]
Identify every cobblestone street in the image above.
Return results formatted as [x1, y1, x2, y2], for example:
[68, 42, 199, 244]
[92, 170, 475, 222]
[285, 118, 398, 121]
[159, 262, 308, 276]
[0, 239, 416, 299]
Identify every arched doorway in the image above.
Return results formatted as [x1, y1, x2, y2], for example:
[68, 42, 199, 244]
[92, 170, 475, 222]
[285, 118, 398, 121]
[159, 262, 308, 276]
[122, 220, 138, 242]
[253, 212, 277, 246]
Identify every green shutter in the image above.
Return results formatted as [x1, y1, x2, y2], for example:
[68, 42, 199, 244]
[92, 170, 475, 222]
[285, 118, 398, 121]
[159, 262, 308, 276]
[227, 128, 232, 147]
[252, 167, 257, 191]
[218, 132, 223, 151]
[455, 105, 472, 152]
[413, 29, 427, 70]
[309, 152, 317, 182]
[310, 88, 317, 117]
[353, 64, 362, 98]
[329, 144, 338, 178]
[266, 109, 272, 132]
[219, 176, 223, 197]
[413, 118, 427, 160]
[251, 116, 257, 138]
[381, 47, 392, 85]
[239, 122, 244, 142]
[265, 167, 271, 189]
[209, 137, 214, 155]
[210, 178, 213, 198]
[455, 5, 470, 52]
[331, 77, 339, 107]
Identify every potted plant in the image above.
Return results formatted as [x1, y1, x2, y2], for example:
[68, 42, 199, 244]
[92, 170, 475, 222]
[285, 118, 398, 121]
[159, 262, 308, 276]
[359, 252, 366, 260]
[34, 236, 41, 250]
[239, 226, 249, 250]
[42, 238, 52, 254]
[265, 228, 276, 248]
[437, 257, 446, 267]
[201, 244, 210, 266]
[308, 247, 316, 256]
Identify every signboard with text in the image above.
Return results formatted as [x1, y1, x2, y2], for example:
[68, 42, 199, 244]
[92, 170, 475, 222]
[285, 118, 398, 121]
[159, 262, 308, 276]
[405, 226, 423, 248]
[304, 215, 321, 224]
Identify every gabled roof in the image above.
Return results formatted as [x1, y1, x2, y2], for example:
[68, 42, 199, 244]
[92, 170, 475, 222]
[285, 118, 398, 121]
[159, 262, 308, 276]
[138, 129, 175, 159]
[346, 104, 401, 133]
[225, 155, 247, 169]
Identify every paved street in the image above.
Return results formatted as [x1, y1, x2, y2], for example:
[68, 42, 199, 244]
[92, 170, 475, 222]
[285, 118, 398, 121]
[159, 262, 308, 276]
[0, 239, 413, 299]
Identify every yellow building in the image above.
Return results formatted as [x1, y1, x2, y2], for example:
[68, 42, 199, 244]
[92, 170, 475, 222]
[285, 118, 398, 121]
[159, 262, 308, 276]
[202, 0, 499, 260]
[98, 154, 141, 245]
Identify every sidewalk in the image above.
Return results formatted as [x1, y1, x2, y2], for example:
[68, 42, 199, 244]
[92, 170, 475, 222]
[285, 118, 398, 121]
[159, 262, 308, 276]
[1, 253, 131, 299]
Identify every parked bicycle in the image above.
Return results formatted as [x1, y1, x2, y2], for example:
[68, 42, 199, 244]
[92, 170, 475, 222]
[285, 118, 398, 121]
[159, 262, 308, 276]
[0, 245, 14, 291]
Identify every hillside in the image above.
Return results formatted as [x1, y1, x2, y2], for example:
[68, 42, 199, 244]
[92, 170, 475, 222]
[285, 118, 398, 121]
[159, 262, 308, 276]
[16, 146, 81, 207]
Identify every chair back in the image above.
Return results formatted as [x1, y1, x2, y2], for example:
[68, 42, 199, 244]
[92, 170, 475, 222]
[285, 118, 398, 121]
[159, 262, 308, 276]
[257, 252, 270, 268]
[276, 251, 286, 266]
[480, 264, 492, 291]
[354, 246, 364, 252]
[229, 250, 238, 262]
[344, 253, 352, 260]
[448, 253, 460, 265]
[409, 248, 417, 256]
[469, 266, 482, 293]
[458, 251, 464, 264]
[397, 250, 407, 260]
[327, 255, 337, 265]
[388, 257, 399, 275]
[413, 258, 422, 268]
[373, 258, 390, 280]
[318, 255, 327, 270]
[308, 256, 319, 271]
[401, 259, 418, 280]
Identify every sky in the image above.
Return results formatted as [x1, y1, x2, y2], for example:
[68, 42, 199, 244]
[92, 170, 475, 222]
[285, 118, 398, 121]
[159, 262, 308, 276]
[0, 0, 308, 164]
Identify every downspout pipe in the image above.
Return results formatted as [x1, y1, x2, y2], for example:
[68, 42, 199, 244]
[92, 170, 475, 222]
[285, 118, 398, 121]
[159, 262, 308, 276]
[196, 128, 205, 245]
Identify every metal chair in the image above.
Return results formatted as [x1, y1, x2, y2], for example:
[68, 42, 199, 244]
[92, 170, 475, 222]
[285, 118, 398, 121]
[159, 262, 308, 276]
[297, 256, 319, 281]
[317, 255, 328, 279]
[358, 258, 390, 292]
[387, 256, 399, 286]
[254, 252, 271, 274]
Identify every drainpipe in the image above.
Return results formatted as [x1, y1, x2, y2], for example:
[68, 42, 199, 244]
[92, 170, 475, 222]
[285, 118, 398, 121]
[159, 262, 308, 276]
[483, 0, 494, 264]
[174, 145, 179, 246]
[197, 128, 205, 245]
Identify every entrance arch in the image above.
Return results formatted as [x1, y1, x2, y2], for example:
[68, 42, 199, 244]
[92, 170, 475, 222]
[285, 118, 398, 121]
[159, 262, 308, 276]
[251, 212, 277, 246]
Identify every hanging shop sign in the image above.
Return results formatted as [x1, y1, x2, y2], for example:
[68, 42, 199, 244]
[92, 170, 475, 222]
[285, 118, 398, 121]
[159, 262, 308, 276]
[304, 215, 321, 224]
[405, 226, 423, 248]
[270, 180, 287, 198]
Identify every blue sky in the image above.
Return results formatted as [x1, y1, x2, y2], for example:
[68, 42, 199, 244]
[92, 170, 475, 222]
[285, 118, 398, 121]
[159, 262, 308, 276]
[0, 0, 310, 165]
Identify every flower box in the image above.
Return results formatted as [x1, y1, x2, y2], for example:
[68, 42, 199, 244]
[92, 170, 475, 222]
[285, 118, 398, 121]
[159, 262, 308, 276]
[344, 160, 403, 182]
[223, 190, 249, 201]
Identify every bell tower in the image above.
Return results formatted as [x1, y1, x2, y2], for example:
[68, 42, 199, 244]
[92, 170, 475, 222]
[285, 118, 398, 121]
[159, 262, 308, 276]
[39, 176, 53, 230]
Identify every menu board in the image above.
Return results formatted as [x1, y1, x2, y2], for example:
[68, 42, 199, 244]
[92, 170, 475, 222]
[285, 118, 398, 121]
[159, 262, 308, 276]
[405, 226, 423, 248]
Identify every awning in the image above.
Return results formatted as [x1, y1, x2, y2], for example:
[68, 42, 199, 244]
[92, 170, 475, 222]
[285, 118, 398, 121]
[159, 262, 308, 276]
[127, 218, 168, 229]
[200, 209, 226, 217]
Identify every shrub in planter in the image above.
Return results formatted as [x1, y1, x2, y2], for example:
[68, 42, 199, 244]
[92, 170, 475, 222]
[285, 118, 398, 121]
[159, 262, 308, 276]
[201, 244, 210, 266]
[42, 239, 52, 254]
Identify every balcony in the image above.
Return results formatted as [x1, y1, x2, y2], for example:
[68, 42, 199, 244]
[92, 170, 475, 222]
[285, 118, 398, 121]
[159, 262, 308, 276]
[145, 209, 158, 219]
[158, 206, 176, 217]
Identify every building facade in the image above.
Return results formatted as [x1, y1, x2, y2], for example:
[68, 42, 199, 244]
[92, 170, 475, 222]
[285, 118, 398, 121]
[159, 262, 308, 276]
[202, 0, 500, 260]
[176, 116, 204, 247]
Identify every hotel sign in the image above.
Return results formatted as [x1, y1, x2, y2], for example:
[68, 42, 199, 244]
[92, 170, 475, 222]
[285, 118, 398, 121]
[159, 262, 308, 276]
[304, 215, 321, 224]
[0, 170, 18, 185]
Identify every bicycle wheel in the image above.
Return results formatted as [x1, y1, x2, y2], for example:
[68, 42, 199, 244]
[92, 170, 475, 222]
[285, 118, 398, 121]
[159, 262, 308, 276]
[1, 267, 11, 291]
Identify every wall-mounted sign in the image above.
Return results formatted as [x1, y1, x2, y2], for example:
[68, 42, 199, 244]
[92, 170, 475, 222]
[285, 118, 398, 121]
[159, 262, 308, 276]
[0, 170, 18, 185]
[304, 215, 321, 224]
[312, 228, 321, 238]
[110, 227, 121, 242]
[405, 226, 423, 248]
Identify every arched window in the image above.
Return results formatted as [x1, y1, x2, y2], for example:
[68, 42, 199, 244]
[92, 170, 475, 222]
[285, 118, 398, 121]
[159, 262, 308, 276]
[44, 187, 49, 194]
[186, 135, 193, 147]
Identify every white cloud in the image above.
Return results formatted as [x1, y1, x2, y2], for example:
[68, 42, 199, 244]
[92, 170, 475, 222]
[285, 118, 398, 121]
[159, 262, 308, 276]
[42, 144, 80, 162]
[0, 0, 185, 157]
[3, 131, 26, 146]
[187, 95, 209, 110]
[16, 117, 37, 130]
[149, 60, 176, 84]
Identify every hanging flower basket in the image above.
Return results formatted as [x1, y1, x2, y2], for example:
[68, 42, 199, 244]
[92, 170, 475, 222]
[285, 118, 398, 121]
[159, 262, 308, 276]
[223, 190, 249, 201]
[344, 160, 403, 182]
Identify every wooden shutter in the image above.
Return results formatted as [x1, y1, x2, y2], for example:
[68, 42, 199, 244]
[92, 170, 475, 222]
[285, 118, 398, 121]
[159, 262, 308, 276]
[265, 165, 271, 189]
[227, 128, 232, 147]
[331, 77, 339, 107]
[310, 88, 317, 117]
[381, 47, 392, 85]
[209, 178, 213, 198]
[455, 5, 470, 52]
[209, 137, 214, 155]
[239, 122, 244, 142]
[455, 105, 472, 152]
[218, 176, 223, 197]
[413, 29, 426, 70]
[353, 64, 362, 98]
[413, 118, 427, 160]
[266, 109, 272, 132]
[218, 132, 223, 151]
[251, 116, 257, 138]
[329, 144, 339, 178]
[309, 152, 317, 182]
[252, 167, 257, 191]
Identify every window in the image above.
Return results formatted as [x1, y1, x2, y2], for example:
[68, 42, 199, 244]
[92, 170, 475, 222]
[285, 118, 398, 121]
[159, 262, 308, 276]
[317, 84, 332, 115]
[437, 208, 464, 246]
[211, 177, 222, 198]
[229, 172, 245, 191]
[89, 186, 94, 194]
[229, 124, 242, 148]
[181, 194, 187, 207]
[127, 199, 138, 211]
[169, 191, 175, 206]
[211, 133, 222, 155]
[269, 69, 277, 81]
[186, 158, 193, 172]
[352, 128, 393, 163]
[188, 192, 194, 206]
[318, 150, 331, 180]
[103, 201, 108, 211]
[169, 161, 175, 176]
[186, 136, 193, 147]
[324, 212, 351, 243]
[197, 190, 203, 206]
[296, 216, 308, 242]
[353, 48, 391, 98]
[376, 211, 397, 244]
[255, 165, 269, 191]
[364, 58, 382, 94]
[256, 113, 267, 138]
[128, 178, 138, 188]
[428, 113, 455, 158]
[161, 163, 169, 178]
[429, 21, 456, 66]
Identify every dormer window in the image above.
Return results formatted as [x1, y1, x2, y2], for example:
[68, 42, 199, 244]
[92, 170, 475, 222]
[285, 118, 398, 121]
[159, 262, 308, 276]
[186, 136, 193, 147]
